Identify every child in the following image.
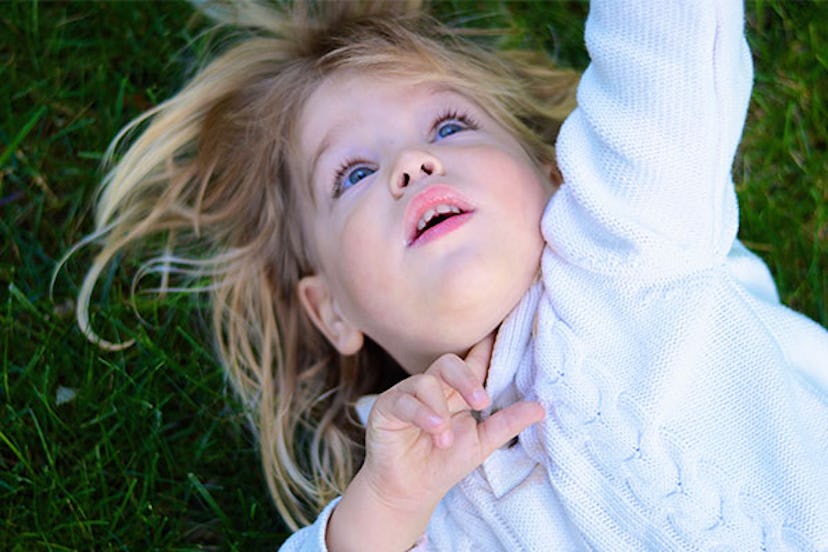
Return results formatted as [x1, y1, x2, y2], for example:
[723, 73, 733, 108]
[77, 0, 828, 549]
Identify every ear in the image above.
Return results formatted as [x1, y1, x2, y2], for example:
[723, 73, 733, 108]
[545, 160, 563, 189]
[297, 275, 364, 356]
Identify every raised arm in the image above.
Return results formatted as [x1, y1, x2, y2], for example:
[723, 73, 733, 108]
[548, 0, 753, 276]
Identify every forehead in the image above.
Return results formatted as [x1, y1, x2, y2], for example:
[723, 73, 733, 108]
[299, 70, 464, 145]
[296, 70, 474, 185]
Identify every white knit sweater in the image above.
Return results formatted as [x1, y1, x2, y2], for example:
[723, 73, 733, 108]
[281, 0, 828, 549]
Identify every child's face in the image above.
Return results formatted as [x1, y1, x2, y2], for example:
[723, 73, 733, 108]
[296, 70, 551, 374]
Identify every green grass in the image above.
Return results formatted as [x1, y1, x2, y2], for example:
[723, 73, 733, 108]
[1, 1, 826, 549]
[2, 3, 285, 549]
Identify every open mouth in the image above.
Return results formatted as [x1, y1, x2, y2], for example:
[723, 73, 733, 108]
[404, 185, 475, 247]
[409, 203, 472, 246]
[417, 204, 463, 233]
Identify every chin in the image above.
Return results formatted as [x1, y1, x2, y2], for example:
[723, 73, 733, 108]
[440, 273, 532, 340]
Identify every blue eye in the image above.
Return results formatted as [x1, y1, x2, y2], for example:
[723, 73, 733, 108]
[432, 110, 477, 141]
[436, 121, 464, 139]
[345, 166, 375, 186]
[334, 161, 376, 197]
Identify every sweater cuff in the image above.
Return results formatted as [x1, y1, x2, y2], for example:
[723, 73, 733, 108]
[315, 496, 342, 551]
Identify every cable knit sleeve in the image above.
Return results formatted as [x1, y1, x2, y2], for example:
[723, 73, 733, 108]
[524, 1, 828, 549]
[277, 498, 340, 551]
[547, 0, 753, 277]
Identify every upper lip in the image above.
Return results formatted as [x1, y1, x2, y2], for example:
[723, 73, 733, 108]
[403, 184, 474, 246]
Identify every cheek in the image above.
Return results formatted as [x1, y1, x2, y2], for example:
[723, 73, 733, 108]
[528, 178, 550, 222]
[487, 151, 549, 222]
[509, 154, 550, 220]
[519, 182, 549, 255]
[327, 207, 394, 323]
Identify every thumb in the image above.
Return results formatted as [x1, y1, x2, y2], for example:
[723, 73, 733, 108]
[476, 401, 545, 458]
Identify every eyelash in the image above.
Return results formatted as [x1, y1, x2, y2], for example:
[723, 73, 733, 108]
[331, 108, 478, 198]
[333, 156, 372, 198]
[432, 109, 478, 139]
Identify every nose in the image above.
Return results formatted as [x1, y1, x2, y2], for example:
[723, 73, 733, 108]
[389, 149, 444, 198]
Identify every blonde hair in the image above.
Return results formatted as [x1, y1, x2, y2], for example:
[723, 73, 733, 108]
[75, 0, 578, 530]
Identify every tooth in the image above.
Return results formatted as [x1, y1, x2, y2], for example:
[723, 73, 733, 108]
[415, 205, 462, 235]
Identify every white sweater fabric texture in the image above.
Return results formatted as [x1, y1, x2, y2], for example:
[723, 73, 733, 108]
[280, 0, 828, 550]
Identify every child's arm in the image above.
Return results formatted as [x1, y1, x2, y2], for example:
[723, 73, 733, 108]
[325, 335, 544, 551]
[548, 0, 753, 276]
[527, 1, 828, 548]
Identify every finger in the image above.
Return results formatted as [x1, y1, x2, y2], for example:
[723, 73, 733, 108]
[476, 401, 545, 458]
[382, 374, 452, 429]
[407, 373, 453, 425]
[376, 390, 447, 435]
[382, 387, 456, 449]
[429, 354, 489, 411]
[463, 332, 495, 384]
[406, 374, 458, 448]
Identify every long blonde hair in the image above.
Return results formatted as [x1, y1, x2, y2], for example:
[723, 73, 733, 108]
[76, 0, 578, 530]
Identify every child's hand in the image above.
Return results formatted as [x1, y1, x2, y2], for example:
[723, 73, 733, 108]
[365, 333, 543, 500]
[326, 335, 545, 551]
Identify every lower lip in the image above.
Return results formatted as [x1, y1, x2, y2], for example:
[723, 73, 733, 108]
[409, 212, 473, 247]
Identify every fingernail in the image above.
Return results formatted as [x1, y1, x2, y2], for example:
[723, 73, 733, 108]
[437, 430, 453, 448]
[471, 389, 488, 407]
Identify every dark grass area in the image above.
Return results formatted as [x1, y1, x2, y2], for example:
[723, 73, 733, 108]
[1, 1, 826, 549]
[2, 3, 286, 549]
